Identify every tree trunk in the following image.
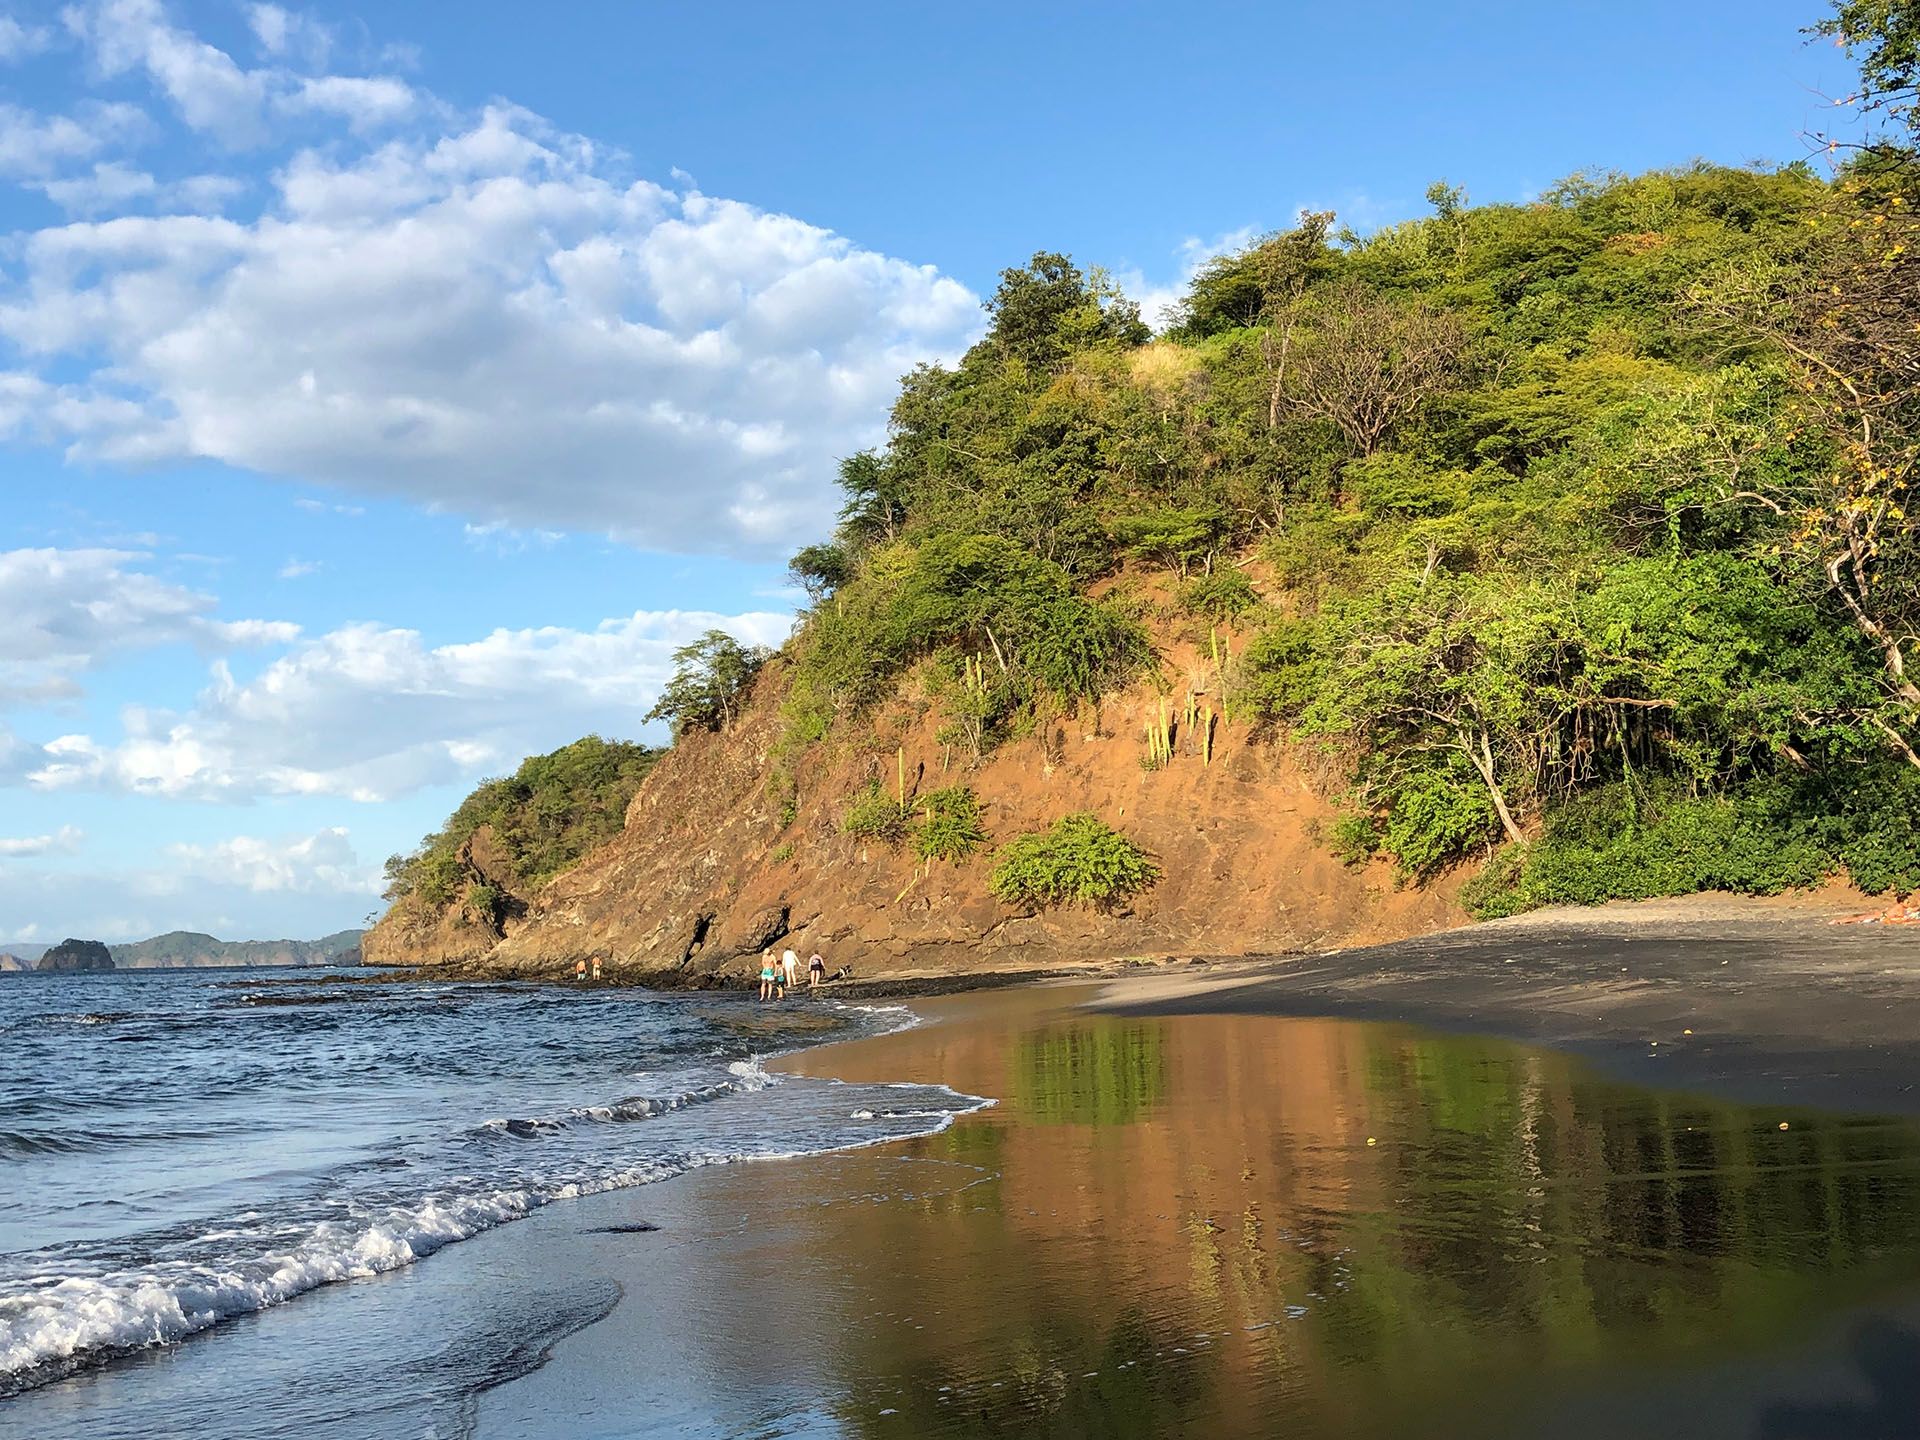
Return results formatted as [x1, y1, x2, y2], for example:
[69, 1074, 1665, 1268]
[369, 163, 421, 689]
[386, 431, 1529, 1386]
[1463, 730, 1527, 846]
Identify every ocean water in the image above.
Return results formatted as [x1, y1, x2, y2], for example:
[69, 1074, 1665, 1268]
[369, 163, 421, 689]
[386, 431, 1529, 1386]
[0, 967, 986, 1409]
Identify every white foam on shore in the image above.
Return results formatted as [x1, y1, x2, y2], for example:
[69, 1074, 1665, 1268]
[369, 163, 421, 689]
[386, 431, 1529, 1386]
[0, 1062, 990, 1394]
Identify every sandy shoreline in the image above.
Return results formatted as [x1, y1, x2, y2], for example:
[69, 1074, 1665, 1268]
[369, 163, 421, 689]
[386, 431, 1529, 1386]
[1093, 903, 1920, 1117]
[467, 915, 1920, 1437]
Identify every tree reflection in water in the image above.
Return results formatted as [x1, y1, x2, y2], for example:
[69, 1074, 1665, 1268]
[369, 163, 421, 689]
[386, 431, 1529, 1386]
[790, 1013, 1920, 1439]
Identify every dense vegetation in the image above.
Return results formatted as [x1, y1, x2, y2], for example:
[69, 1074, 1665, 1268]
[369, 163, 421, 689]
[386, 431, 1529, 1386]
[990, 815, 1161, 909]
[382, 737, 660, 910]
[772, 5, 1920, 911]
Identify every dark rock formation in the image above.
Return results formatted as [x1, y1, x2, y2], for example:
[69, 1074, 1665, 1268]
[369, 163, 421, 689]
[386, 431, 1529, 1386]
[36, 938, 115, 973]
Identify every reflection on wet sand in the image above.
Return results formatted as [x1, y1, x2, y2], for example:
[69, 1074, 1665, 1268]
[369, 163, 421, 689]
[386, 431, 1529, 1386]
[493, 991, 1920, 1438]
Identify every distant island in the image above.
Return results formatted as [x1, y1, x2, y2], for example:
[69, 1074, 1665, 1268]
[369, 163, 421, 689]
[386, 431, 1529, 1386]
[35, 939, 115, 973]
[0, 929, 364, 974]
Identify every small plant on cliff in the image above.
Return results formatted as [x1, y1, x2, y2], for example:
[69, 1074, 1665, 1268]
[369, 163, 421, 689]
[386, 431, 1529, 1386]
[467, 882, 507, 929]
[989, 813, 1159, 909]
[913, 786, 988, 863]
[843, 780, 912, 843]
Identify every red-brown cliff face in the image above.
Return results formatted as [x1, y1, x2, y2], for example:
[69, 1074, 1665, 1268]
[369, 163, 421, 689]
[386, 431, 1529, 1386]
[363, 619, 1466, 980]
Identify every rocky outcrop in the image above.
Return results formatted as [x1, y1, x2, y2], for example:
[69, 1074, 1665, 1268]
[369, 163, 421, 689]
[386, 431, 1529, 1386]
[0, 952, 30, 973]
[365, 606, 1466, 982]
[362, 824, 529, 967]
[36, 938, 115, 973]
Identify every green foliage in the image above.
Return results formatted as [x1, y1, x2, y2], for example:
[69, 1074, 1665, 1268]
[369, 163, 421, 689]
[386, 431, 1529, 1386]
[383, 737, 660, 905]
[842, 780, 912, 843]
[468, 882, 506, 928]
[786, 542, 850, 602]
[1461, 766, 1920, 917]
[1178, 568, 1261, 623]
[989, 813, 1160, 908]
[913, 786, 989, 863]
[645, 631, 771, 737]
[1814, 0, 1920, 136]
[768, 117, 1920, 909]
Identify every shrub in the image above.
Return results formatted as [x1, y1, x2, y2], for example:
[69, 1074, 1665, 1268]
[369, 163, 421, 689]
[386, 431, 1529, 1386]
[468, 882, 506, 928]
[843, 781, 912, 843]
[913, 786, 988, 863]
[1178, 569, 1261, 623]
[989, 813, 1159, 908]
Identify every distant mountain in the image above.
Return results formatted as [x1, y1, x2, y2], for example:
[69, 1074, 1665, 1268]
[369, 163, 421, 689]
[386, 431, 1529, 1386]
[0, 943, 51, 963]
[107, 930, 365, 970]
[0, 952, 32, 972]
[37, 939, 115, 973]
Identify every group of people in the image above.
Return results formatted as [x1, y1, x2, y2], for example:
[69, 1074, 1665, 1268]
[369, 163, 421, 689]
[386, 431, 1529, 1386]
[759, 945, 832, 1000]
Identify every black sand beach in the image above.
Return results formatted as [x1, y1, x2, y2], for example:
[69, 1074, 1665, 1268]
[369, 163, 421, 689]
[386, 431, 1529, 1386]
[467, 908, 1920, 1437]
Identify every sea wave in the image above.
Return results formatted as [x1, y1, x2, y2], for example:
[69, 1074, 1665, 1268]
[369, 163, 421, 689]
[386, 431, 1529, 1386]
[0, 1041, 990, 1397]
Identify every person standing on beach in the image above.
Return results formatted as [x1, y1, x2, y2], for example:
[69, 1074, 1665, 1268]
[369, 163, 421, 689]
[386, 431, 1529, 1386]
[759, 951, 776, 1002]
[781, 947, 800, 992]
[808, 951, 826, 988]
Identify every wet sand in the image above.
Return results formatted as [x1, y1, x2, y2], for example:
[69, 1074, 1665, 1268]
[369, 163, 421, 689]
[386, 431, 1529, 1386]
[474, 953, 1920, 1439]
[1105, 911, 1920, 1117]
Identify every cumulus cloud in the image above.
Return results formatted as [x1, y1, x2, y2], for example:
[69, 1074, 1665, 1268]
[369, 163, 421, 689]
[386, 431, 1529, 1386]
[245, 3, 332, 68]
[18, 607, 790, 802]
[165, 826, 379, 894]
[68, 0, 271, 145]
[0, 99, 147, 178]
[0, 826, 380, 940]
[0, 825, 84, 857]
[0, 2, 982, 557]
[0, 547, 297, 703]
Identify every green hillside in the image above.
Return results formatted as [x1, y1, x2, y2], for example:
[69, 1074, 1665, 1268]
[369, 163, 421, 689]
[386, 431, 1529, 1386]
[381, 736, 661, 909]
[764, 37, 1920, 913]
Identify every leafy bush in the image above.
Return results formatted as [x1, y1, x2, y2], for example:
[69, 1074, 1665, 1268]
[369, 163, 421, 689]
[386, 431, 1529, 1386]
[913, 786, 989, 863]
[1178, 569, 1261, 623]
[842, 781, 912, 843]
[989, 813, 1159, 908]
[468, 883, 506, 928]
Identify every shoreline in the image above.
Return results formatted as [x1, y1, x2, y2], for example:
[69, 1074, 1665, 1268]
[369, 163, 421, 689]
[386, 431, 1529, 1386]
[1094, 906, 1920, 1117]
[473, 943, 1920, 1438]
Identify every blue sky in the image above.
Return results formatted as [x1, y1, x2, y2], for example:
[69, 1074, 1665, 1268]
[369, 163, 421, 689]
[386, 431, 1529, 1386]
[0, 0, 1855, 943]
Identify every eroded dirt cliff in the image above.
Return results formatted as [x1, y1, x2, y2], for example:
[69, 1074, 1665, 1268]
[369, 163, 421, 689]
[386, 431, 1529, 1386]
[365, 621, 1467, 980]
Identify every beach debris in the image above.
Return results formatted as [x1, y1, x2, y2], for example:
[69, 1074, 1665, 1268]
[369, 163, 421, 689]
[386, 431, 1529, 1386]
[1779, 1122, 1791, 1130]
[1833, 901, 1920, 925]
[1366, 1136, 1377, 1146]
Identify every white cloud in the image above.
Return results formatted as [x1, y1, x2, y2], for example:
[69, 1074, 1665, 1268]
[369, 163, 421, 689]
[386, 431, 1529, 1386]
[36, 159, 156, 212]
[277, 557, 319, 578]
[1, 4, 983, 557]
[1115, 225, 1261, 333]
[0, 99, 146, 178]
[17, 607, 791, 802]
[69, 0, 270, 145]
[0, 16, 52, 61]
[245, 3, 331, 68]
[0, 825, 83, 857]
[281, 74, 416, 132]
[0, 547, 296, 703]
[165, 826, 378, 894]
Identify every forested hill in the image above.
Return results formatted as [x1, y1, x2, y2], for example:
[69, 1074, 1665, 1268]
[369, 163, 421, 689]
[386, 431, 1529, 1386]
[367, 6, 1920, 974]
[760, 146, 1920, 916]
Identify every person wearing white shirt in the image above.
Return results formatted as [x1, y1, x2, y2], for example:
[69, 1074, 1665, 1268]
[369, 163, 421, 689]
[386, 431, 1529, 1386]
[781, 948, 799, 990]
